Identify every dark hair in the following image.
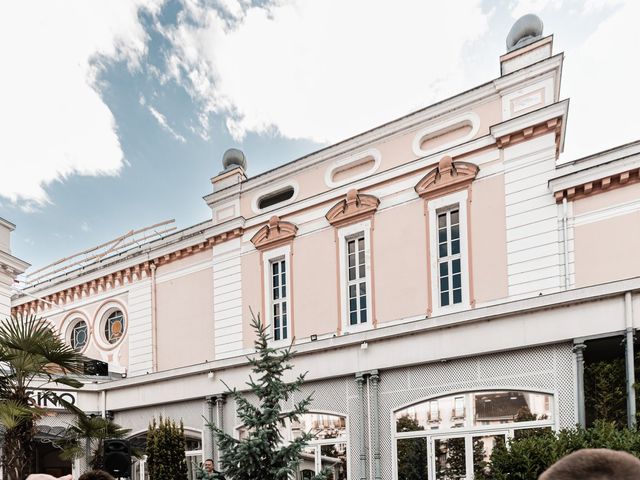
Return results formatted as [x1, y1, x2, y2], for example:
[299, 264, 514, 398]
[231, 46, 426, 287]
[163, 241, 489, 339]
[539, 449, 640, 480]
[78, 470, 116, 480]
[204, 458, 214, 463]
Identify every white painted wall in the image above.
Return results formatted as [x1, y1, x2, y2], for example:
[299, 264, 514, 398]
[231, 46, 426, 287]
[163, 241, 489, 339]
[504, 132, 563, 297]
[128, 279, 153, 376]
[213, 237, 244, 359]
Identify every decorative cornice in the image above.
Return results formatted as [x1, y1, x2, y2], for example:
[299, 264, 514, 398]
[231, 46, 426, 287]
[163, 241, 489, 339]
[325, 189, 380, 227]
[250, 216, 298, 250]
[553, 167, 640, 203]
[11, 227, 243, 316]
[496, 117, 563, 153]
[414, 156, 479, 199]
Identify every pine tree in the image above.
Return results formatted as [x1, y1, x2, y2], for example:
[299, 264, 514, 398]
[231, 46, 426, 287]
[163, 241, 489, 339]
[210, 313, 326, 480]
[146, 416, 188, 480]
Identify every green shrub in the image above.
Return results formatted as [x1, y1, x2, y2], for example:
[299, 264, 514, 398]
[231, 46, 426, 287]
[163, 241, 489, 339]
[146, 416, 188, 480]
[489, 421, 640, 480]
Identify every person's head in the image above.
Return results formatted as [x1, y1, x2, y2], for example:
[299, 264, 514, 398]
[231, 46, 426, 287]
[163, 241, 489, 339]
[78, 470, 116, 480]
[203, 458, 215, 472]
[27, 475, 72, 480]
[539, 449, 640, 480]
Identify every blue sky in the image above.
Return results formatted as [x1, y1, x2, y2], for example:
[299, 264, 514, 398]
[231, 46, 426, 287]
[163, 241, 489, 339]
[1, 0, 638, 272]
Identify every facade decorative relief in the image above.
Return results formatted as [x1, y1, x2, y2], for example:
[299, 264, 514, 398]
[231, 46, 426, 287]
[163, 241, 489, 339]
[496, 117, 563, 154]
[414, 156, 479, 199]
[250, 215, 298, 250]
[554, 167, 640, 203]
[325, 189, 380, 227]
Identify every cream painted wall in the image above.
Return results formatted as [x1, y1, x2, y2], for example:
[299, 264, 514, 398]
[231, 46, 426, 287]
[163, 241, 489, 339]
[471, 174, 509, 303]
[373, 200, 429, 323]
[241, 251, 262, 349]
[574, 211, 640, 288]
[155, 267, 214, 371]
[292, 228, 340, 339]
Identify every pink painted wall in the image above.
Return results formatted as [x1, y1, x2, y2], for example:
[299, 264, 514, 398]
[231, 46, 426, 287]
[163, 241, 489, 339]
[155, 267, 214, 370]
[573, 182, 640, 215]
[574, 211, 640, 287]
[292, 228, 340, 339]
[373, 200, 429, 323]
[156, 248, 212, 276]
[238, 101, 502, 220]
[241, 251, 262, 349]
[470, 174, 509, 303]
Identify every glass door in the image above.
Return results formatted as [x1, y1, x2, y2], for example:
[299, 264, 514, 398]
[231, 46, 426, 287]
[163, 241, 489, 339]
[430, 435, 468, 480]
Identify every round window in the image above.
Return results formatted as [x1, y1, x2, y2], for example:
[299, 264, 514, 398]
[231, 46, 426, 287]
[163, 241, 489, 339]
[104, 309, 125, 344]
[70, 320, 88, 352]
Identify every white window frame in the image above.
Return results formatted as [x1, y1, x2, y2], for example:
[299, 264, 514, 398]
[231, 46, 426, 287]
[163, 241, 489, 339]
[262, 245, 292, 346]
[428, 190, 470, 316]
[338, 220, 373, 333]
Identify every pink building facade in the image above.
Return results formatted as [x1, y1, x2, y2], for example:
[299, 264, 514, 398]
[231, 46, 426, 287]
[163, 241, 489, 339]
[2, 17, 640, 480]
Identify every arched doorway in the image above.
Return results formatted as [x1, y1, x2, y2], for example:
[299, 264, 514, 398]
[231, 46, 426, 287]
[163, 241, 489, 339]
[128, 430, 203, 480]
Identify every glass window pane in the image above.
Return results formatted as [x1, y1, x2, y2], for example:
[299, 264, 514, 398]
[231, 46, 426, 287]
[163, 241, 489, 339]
[441, 292, 449, 307]
[349, 284, 356, 298]
[397, 438, 428, 480]
[453, 289, 462, 304]
[358, 237, 364, 252]
[438, 213, 447, 228]
[281, 261, 286, 273]
[350, 311, 357, 325]
[473, 434, 505, 479]
[320, 443, 348, 480]
[282, 326, 287, 339]
[273, 303, 280, 317]
[451, 224, 459, 241]
[452, 259, 461, 274]
[272, 262, 279, 275]
[440, 276, 449, 292]
[273, 288, 280, 300]
[451, 210, 459, 225]
[438, 228, 447, 244]
[439, 243, 447, 258]
[360, 309, 367, 323]
[273, 274, 279, 288]
[473, 391, 553, 426]
[348, 240, 354, 254]
[439, 262, 448, 277]
[282, 285, 286, 298]
[359, 282, 366, 296]
[434, 437, 466, 480]
[452, 274, 461, 289]
[360, 295, 366, 310]
[451, 239, 460, 255]
[359, 264, 365, 278]
[348, 253, 355, 268]
[350, 298, 357, 312]
[349, 267, 356, 281]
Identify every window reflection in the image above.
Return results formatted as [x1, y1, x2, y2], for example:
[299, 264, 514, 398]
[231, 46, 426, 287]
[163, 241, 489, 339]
[395, 391, 553, 432]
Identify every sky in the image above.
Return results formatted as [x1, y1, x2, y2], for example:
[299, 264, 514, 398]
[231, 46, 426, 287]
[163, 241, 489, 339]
[0, 0, 638, 272]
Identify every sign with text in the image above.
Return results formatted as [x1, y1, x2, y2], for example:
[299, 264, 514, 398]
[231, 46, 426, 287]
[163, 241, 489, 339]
[28, 389, 78, 410]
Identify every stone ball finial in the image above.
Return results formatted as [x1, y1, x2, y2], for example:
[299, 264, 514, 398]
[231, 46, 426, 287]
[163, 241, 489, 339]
[222, 148, 247, 171]
[507, 14, 544, 52]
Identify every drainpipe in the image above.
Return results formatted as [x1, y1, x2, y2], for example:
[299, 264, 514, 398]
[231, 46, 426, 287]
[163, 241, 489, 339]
[355, 373, 368, 480]
[368, 371, 381, 480]
[573, 343, 587, 427]
[150, 262, 158, 372]
[625, 292, 636, 428]
[101, 390, 106, 418]
[562, 197, 570, 290]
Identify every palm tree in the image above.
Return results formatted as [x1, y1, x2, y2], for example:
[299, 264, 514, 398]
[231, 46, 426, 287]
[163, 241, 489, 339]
[57, 412, 134, 470]
[0, 315, 84, 480]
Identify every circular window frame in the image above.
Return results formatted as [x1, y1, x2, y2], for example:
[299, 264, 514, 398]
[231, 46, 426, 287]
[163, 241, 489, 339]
[61, 310, 91, 354]
[93, 300, 128, 350]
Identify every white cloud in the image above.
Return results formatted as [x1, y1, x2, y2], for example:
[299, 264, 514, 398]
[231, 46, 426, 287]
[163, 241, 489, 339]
[164, 0, 489, 143]
[560, 0, 639, 160]
[147, 105, 187, 143]
[0, 0, 163, 206]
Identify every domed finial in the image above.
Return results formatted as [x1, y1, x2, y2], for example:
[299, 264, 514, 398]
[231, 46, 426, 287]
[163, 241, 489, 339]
[222, 148, 247, 171]
[506, 14, 544, 52]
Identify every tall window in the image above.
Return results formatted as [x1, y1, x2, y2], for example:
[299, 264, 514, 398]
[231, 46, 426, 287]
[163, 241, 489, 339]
[437, 207, 462, 307]
[270, 258, 288, 341]
[346, 234, 367, 326]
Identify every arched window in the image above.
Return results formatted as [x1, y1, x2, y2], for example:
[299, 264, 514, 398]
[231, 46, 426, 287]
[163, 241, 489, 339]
[69, 319, 88, 352]
[394, 390, 554, 480]
[104, 309, 125, 344]
[238, 412, 348, 479]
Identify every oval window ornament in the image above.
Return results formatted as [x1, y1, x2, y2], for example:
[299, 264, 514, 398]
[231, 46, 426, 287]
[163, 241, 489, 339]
[412, 112, 480, 158]
[325, 149, 381, 188]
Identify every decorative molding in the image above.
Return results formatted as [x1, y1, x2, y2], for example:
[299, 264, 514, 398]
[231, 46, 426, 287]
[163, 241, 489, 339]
[414, 156, 479, 199]
[496, 117, 563, 154]
[250, 216, 298, 250]
[11, 227, 243, 316]
[554, 167, 640, 203]
[325, 189, 380, 227]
